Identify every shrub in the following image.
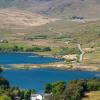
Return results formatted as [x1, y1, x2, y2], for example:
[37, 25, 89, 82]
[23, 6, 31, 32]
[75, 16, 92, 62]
[42, 47, 51, 51]
[0, 77, 10, 89]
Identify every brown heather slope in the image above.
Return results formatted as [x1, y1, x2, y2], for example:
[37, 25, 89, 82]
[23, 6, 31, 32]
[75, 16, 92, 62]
[0, 9, 56, 27]
[0, 0, 100, 18]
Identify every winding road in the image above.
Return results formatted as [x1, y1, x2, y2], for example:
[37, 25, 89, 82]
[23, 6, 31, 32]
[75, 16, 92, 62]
[77, 44, 85, 62]
[48, 27, 85, 62]
[48, 27, 62, 36]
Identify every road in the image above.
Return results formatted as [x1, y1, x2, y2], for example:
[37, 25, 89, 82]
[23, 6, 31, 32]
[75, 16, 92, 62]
[48, 27, 84, 62]
[77, 44, 85, 62]
[48, 27, 62, 36]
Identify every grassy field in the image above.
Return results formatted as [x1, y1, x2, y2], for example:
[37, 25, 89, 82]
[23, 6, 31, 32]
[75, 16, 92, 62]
[0, 17, 100, 47]
[48, 19, 100, 46]
[82, 91, 100, 100]
[83, 50, 100, 65]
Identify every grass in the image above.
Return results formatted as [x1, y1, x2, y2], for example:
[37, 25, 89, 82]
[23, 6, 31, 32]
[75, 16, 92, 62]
[0, 19, 100, 48]
[48, 20, 100, 46]
[83, 50, 100, 65]
[82, 91, 100, 100]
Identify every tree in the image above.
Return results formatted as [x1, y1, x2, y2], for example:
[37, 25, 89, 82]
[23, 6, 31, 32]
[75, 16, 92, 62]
[13, 45, 18, 52]
[24, 90, 31, 100]
[0, 76, 10, 89]
[44, 79, 100, 100]
[52, 81, 66, 95]
[63, 83, 84, 100]
[0, 66, 3, 73]
[19, 46, 24, 51]
[45, 84, 52, 93]
[31, 89, 36, 94]
[86, 79, 100, 91]
[43, 47, 51, 51]
[0, 95, 11, 100]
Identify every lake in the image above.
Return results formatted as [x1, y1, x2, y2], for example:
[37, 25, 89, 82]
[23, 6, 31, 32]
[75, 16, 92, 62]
[0, 53, 63, 64]
[0, 68, 100, 93]
[0, 53, 100, 93]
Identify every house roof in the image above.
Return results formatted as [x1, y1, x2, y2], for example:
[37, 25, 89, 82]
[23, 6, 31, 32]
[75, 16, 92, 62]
[31, 94, 43, 98]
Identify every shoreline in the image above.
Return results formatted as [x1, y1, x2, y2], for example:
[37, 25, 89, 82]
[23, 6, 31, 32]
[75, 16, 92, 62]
[2, 62, 100, 72]
[0, 52, 100, 72]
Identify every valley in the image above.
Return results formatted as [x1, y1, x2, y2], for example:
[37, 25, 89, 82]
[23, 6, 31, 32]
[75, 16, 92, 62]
[0, 7, 100, 71]
[0, 0, 100, 100]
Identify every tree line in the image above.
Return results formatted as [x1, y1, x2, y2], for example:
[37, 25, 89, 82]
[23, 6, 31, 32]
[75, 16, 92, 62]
[0, 76, 36, 100]
[45, 78, 100, 100]
[0, 45, 51, 52]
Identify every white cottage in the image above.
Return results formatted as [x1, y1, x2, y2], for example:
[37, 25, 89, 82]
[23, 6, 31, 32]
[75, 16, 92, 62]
[63, 54, 77, 60]
[31, 94, 43, 100]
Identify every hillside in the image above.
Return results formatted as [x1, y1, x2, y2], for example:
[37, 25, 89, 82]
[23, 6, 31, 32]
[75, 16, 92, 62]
[0, 9, 56, 27]
[0, 0, 99, 71]
[0, 0, 100, 18]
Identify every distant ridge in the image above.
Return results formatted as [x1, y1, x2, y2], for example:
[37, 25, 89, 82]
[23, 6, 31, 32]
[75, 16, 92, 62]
[0, 0, 100, 18]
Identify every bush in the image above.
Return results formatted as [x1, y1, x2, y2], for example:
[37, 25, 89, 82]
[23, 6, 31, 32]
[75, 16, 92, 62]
[45, 81, 66, 95]
[63, 83, 84, 100]
[0, 66, 3, 73]
[42, 47, 51, 51]
[0, 95, 11, 100]
[86, 79, 100, 91]
[25, 46, 42, 52]
[45, 84, 52, 93]
[52, 81, 66, 95]
[0, 77, 10, 89]
[60, 47, 80, 55]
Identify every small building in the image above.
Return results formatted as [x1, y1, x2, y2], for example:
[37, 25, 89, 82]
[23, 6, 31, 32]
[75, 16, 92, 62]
[13, 96, 20, 100]
[83, 48, 95, 53]
[71, 16, 84, 20]
[0, 39, 8, 43]
[30, 94, 43, 100]
[63, 54, 77, 60]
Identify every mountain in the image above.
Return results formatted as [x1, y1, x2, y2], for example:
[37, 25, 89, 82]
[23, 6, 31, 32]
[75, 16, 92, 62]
[0, 9, 56, 28]
[0, 0, 100, 18]
[0, 0, 51, 12]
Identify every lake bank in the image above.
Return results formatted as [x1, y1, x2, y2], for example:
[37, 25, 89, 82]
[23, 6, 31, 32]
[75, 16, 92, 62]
[0, 52, 99, 72]
[2, 62, 100, 72]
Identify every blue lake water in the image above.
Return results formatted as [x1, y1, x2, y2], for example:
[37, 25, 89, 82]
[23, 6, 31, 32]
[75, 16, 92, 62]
[0, 68, 100, 93]
[0, 53, 63, 64]
[0, 53, 100, 93]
